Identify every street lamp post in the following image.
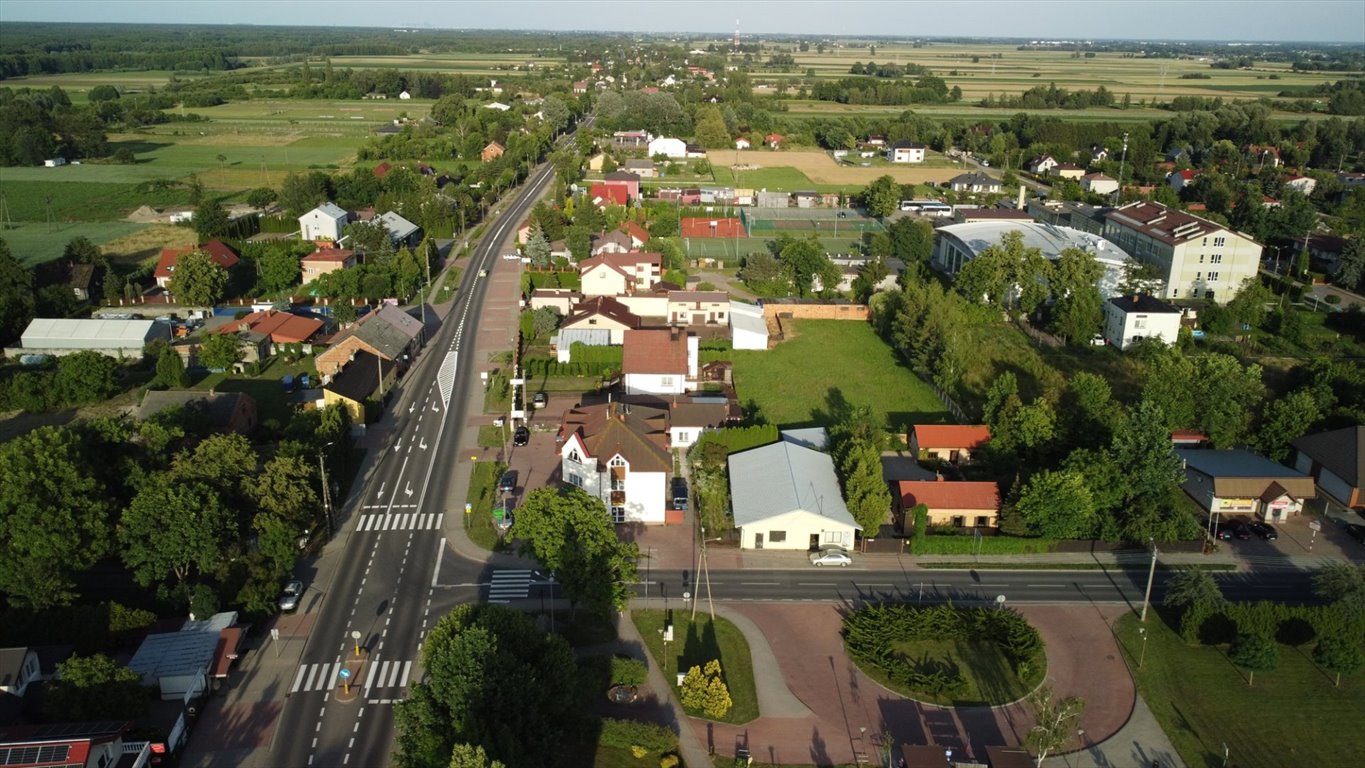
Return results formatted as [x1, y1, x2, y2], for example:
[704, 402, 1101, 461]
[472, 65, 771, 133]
[1138, 627, 1149, 668]
[1140, 538, 1158, 623]
[318, 439, 336, 538]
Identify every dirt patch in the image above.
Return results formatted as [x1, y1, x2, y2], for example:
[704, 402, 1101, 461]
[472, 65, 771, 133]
[707, 150, 963, 185]
[101, 224, 197, 267]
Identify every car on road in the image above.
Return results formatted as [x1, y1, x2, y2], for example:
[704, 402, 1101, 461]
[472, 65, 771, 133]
[1345, 523, 1365, 546]
[1208, 521, 1234, 541]
[1229, 519, 1253, 540]
[278, 580, 304, 612]
[498, 470, 518, 494]
[532, 391, 547, 409]
[512, 425, 530, 447]
[1249, 521, 1278, 541]
[809, 549, 852, 567]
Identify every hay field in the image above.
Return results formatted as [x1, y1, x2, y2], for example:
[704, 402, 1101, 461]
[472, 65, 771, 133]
[99, 225, 198, 268]
[707, 150, 963, 186]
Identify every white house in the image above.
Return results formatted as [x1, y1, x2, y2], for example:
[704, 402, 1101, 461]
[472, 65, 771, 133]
[579, 251, 663, 297]
[622, 328, 697, 396]
[660, 396, 734, 448]
[1080, 172, 1119, 196]
[1103, 294, 1182, 350]
[559, 296, 642, 344]
[0, 647, 42, 697]
[484, 101, 511, 111]
[560, 402, 670, 523]
[730, 301, 769, 350]
[1027, 155, 1058, 175]
[647, 136, 688, 159]
[43, 157, 67, 168]
[886, 141, 926, 164]
[398, 90, 411, 100]
[728, 438, 860, 550]
[1102, 201, 1262, 303]
[1284, 175, 1317, 195]
[299, 202, 350, 243]
[947, 173, 1001, 194]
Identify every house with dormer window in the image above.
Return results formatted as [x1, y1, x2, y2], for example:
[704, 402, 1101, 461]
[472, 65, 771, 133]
[560, 402, 671, 523]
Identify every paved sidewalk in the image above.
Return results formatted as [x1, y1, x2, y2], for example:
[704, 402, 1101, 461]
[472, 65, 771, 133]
[1044, 692, 1184, 768]
[617, 608, 714, 768]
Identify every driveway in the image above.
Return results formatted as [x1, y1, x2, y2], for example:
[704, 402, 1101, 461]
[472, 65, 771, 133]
[688, 603, 1134, 764]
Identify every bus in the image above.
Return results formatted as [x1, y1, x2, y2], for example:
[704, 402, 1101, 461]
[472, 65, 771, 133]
[899, 200, 953, 217]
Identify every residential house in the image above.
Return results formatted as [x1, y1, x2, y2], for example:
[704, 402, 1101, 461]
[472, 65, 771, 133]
[590, 230, 635, 255]
[572, 80, 588, 94]
[602, 170, 642, 201]
[0, 647, 42, 697]
[1090, 146, 1110, 164]
[947, 173, 1002, 194]
[1176, 449, 1317, 523]
[1102, 200, 1262, 302]
[864, 135, 887, 147]
[728, 438, 860, 550]
[1028, 155, 1059, 175]
[1168, 169, 1198, 191]
[667, 291, 730, 326]
[211, 309, 324, 349]
[0, 722, 134, 768]
[1292, 425, 1364, 510]
[560, 402, 671, 523]
[301, 248, 357, 282]
[579, 251, 662, 297]
[586, 153, 606, 172]
[735, 137, 751, 150]
[480, 142, 505, 162]
[18, 317, 171, 358]
[622, 221, 650, 248]
[730, 301, 769, 350]
[135, 390, 258, 434]
[68, 262, 102, 302]
[897, 478, 1001, 529]
[612, 130, 651, 148]
[909, 424, 991, 464]
[154, 240, 240, 289]
[299, 202, 350, 243]
[622, 328, 697, 396]
[652, 395, 735, 449]
[1284, 175, 1317, 195]
[764, 133, 784, 149]
[377, 211, 422, 248]
[529, 288, 581, 315]
[623, 159, 657, 177]
[647, 136, 687, 159]
[1103, 294, 1181, 349]
[398, 90, 411, 100]
[559, 296, 642, 344]
[1306, 233, 1349, 275]
[314, 306, 424, 376]
[588, 184, 629, 207]
[887, 141, 926, 164]
[1053, 163, 1086, 180]
[1081, 172, 1119, 196]
[323, 350, 392, 423]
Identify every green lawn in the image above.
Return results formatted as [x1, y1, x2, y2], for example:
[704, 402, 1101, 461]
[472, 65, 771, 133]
[1, 221, 150, 266]
[862, 637, 1038, 706]
[0, 178, 195, 222]
[632, 609, 759, 725]
[1116, 613, 1365, 768]
[710, 165, 815, 190]
[464, 459, 508, 551]
[730, 319, 949, 432]
[192, 355, 318, 427]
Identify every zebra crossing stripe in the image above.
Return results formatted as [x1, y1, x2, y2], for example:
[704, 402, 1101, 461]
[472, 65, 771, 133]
[292, 659, 414, 695]
[488, 570, 533, 603]
[363, 659, 380, 695]
[358, 513, 442, 532]
[290, 665, 308, 694]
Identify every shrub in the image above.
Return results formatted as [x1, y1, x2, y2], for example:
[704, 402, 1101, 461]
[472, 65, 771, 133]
[611, 655, 648, 686]
[598, 718, 676, 753]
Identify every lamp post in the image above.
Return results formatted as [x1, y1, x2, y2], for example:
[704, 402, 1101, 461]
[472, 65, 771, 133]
[318, 440, 336, 538]
[1140, 538, 1158, 624]
[1138, 627, 1148, 668]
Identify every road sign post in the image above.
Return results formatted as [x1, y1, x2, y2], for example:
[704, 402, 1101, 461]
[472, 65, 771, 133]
[1308, 519, 1321, 551]
[270, 628, 280, 658]
[339, 666, 351, 695]
[351, 630, 362, 658]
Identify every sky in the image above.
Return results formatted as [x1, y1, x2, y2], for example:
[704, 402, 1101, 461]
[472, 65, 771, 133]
[2, 0, 1364, 44]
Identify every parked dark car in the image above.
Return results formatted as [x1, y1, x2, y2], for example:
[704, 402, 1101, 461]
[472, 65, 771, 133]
[1345, 523, 1365, 546]
[1210, 523, 1234, 541]
[1229, 519, 1253, 540]
[512, 425, 530, 447]
[671, 477, 688, 511]
[1249, 521, 1278, 541]
[498, 470, 518, 494]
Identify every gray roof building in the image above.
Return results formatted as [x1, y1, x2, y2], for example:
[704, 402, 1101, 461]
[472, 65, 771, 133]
[727, 441, 857, 530]
[18, 318, 170, 356]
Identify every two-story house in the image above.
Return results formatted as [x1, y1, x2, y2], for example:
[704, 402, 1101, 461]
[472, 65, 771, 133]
[315, 305, 425, 376]
[579, 251, 663, 297]
[1103, 294, 1182, 349]
[1102, 201, 1262, 303]
[667, 290, 730, 326]
[560, 402, 671, 523]
[301, 247, 357, 283]
[154, 241, 240, 289]
[622, 328, 697, 396]
[1028, 155, 1058, 175]
[299, 202, 350, 243]
[886, 141, 926, 164]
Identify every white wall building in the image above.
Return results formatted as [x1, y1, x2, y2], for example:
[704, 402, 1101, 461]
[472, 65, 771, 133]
[1102, 201, 1262, 303]
[730, 301, 769, 350]
[1103, 294, 1182, 350]
[622, 329, 697, 396]
[299, 202, 350, 243]
[728, 439, 860, 550]
[933, 221, 1135, 298]
[647, 137, 688, 159]
[560, 402, 670, 523]
[887, 141, 926, 163]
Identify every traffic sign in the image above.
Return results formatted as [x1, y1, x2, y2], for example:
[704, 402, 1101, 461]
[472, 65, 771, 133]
[1308, 520, 1322, 531]
[339, 668, 351, 679]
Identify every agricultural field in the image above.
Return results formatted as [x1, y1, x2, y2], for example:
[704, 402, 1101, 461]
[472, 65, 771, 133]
[320, 52, 566, 74]
[0, 69, 216, 101]
[1, 222, 149, 267]
[707, 150, 964, 187]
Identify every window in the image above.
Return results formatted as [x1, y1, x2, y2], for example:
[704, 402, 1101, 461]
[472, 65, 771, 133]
[660, 376, 674, 387]
[610, 506, 625, 523]
[1199, 254, 1205, 264]
[1210, 254, 1222, 264]
[567, 473, 583, 488]
[587, 318, 598, 325]
[609, 456, 626, 468]
[1214, 236, 1226, 247]
[1209, 272, 1219, 282]
[567, 449, 581, 464]
[952, 516, 966, 527]
[1135, 316, 1147, 330]
[975, 516, 991, 527]
[1196, 272, 1202, 281]
[769, 531, 787, 543]
[1201, 237, 1208, 246]
[1171, 288, 1179, 298]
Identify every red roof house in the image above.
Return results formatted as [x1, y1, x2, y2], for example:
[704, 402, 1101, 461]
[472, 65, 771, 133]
[589, 183, 629, 207]
[897, 478, 1001, 529]
[622, 328, 697, 395]
[154, 241, 240, 288]
[213, 309, 324, 345]
[909, 424, 992, 463]
[372, 162, 393, 178]
[301, 247, 357, 282]
[622, 221, 650, 247]
[765, 133, 784, 149]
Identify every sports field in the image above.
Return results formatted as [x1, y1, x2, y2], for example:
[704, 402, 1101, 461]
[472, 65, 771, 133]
[708, 150, 963, 186]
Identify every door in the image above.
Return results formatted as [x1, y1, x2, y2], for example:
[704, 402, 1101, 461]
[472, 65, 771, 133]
[809, 534, 820, 551]
[754, 533, 764, 550]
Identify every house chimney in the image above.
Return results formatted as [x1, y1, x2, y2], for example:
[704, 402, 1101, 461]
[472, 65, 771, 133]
[1016, 184, 1026, 210]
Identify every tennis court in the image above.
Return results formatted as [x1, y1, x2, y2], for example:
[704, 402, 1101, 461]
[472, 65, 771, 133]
[680, 217, 745, 238]
[740, 207, 885, 237]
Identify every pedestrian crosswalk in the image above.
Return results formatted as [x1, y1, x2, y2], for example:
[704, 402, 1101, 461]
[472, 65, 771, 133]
[487, 569, 533, 603]
[356, 512, 443, 532]
[289, 659, 413, 695]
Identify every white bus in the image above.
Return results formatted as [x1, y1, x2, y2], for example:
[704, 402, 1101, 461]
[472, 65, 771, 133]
[899, 200, 952, 217]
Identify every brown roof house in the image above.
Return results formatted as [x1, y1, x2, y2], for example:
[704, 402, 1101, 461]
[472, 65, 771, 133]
[1292, 425, 1365, 510]
[579, 251, 663, 297]
[135, 390, 258, 435]
[622, 328, 697, 396]
[560, 296, 643, 344]
[897, 478, 1001, 530]
[560, 402, 672, 524]
[480, 141, 505, 162]
[322, 350, 394, 424]
[1176, 449, 1316, 523]
[301, 248, 357, 283]
[315, 306, 425, 377]
[909, 424, 992, 464]
[154, 241, 240, 290]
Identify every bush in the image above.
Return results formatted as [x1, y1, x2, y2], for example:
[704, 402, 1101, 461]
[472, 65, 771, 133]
[598, 718, 677, 753]
[611, 656, 648, 686]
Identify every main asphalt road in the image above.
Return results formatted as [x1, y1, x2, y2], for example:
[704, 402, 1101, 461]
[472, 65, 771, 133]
[270, 153, 560, 768]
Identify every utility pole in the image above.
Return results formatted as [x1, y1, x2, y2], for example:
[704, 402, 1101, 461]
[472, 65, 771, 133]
[1114, 132, 1129, 205]
[318, 450, 334, 538]
[1140, 538, 1158, 623]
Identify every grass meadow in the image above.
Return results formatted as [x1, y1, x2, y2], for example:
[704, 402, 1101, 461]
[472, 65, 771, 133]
[729, 319, 950, 432]
[2, 222, 149, 267]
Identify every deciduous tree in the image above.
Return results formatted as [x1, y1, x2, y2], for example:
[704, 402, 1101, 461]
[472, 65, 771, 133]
[861, 174, 901, 219]
[120, 477, 235, 593]
[167, 250, 228, 306]
[1313, 635, 1364, 687]
[1025, 685, 1085, 766]
[509, 488, 639, 615]
[43, 654, 147, 722]
[1014, 469, 1094, 539]
[1229, 632, 1278, 685]
[155, 345, 190, 388]
[198, 332, 242, 370]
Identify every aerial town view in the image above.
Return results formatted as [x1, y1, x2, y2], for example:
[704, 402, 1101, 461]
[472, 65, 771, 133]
[0, 1, 1363, 766]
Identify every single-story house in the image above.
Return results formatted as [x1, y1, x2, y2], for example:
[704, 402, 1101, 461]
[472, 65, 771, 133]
[209, 309, 324, 347]
[1080, 173, 1119, 196]
[154, 241, 240, 289]
[735, 137, 751, 150]
[1176, 449, 1317, 523]
[480, 142, 505, 162]
[1291, 425, 1364, 510]
[128, 611, 239, 700]
[560, 296, 643, 344]
[323, 351, 393, 423]
[622, 328, 697, 396]
[622, 159, 657, 178]
[764, 133, 784, 149]
[1104, 294, 1181, 350]
[1053, 163, 1086, 180]
[560, 402, 671, 524]
[728, 439, 859, 550]
[315, 305, 424, 376]
[68, 262, 103, 302]
[730, 301, 768, 350]
[378, 211, 422, 248]
[1283, 175, 1317, 195]
[897, 478, 1001, 529]
[529, 288, 581, 315]
[588, 183, 629, 207]
[947, 173, 1002, 194]
[1168, 169, 1198, 191]
[135, 390, 258, 434]
[909, 424, 991, 463]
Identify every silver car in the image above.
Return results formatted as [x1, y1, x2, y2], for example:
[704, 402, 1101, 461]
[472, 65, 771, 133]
[808, 550, 852, 567]
[278, 580, 304, 612]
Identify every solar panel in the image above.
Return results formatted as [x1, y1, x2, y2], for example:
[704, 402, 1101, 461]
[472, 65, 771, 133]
[0, 744, 75, 766]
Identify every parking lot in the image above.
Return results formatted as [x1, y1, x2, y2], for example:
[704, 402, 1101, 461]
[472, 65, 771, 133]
[1208, 505, 1364, 565]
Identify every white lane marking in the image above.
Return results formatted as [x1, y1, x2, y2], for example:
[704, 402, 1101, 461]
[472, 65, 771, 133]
[432, 538, 446, 588]
[290, 665, 309, 694]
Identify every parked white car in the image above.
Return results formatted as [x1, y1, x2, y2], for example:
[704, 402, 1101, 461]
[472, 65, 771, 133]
[808, 550, 852, 567]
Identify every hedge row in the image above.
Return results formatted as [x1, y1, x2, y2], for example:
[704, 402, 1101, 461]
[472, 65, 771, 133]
[523, 358, 614, 377]
[910, 533, 1059, 555]
[569, 342, 624, 365]
[1182, 600, 1365, 647]
[843, 603, 1045, 680]
[598, 718, 676, 753]
[690, 424, 779, 457]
